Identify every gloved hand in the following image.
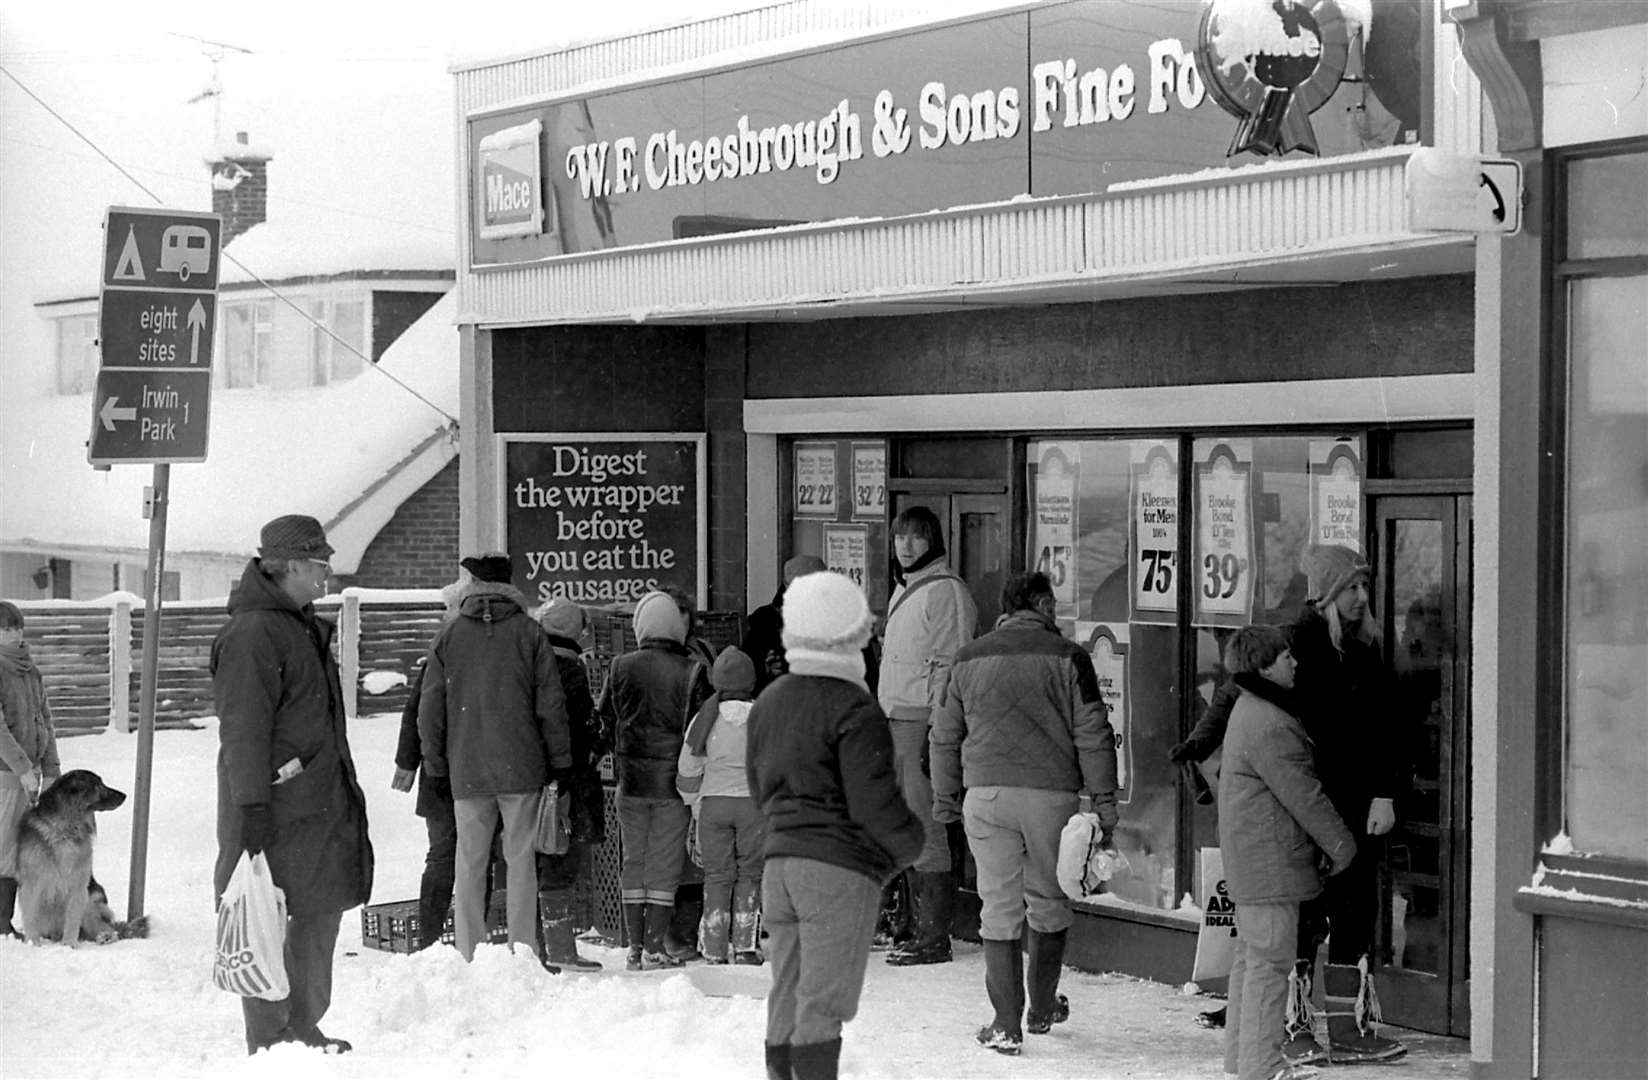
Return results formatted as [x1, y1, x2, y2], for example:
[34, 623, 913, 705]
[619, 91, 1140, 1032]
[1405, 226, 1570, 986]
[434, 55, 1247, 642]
[1099, 827, 1118, 851]
[241, 803, 275, 855]
[390, 767, 416, 793]
[932, 793, 962, 824]
[1366, 797, 1396, 836]
[22, 766, 44, 806]
[1168, 739, 1202, 765]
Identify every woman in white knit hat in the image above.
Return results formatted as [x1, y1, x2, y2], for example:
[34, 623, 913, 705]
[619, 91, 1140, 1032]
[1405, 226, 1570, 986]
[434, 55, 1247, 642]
[748, 572, 926, 1080]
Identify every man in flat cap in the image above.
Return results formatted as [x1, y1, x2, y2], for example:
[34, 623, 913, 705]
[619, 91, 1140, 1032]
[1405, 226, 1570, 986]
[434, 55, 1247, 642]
[212, 514, 374, 1055]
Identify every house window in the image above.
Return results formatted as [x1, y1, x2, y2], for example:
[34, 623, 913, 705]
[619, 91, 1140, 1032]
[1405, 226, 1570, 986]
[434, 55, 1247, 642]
[1552, 142, 1648, 862]
[223, 301, 273, 388]
[56, 314, 98, 395]
[307, 297, 367, 385]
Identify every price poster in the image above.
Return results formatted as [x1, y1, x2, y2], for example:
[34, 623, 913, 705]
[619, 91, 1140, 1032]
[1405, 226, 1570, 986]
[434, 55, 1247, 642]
[823, 523, 869, 588]
[1034, 443, 1080, 607]
[1079, 621, 1132, 800]
[852, 441, 887, 519]
[795, 441, 838, 518]
[1129, 441, 1179, 624]
[1193, 440, 1256, 628]
[1309, 439, 1363, 551]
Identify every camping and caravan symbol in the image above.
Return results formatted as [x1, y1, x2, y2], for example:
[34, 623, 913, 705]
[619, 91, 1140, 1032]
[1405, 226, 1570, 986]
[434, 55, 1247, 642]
[159, 224, 213, 282]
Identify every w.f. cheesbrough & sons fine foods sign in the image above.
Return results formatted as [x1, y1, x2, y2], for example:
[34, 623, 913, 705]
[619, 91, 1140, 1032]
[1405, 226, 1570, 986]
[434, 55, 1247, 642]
[469, 0, 1428, 264]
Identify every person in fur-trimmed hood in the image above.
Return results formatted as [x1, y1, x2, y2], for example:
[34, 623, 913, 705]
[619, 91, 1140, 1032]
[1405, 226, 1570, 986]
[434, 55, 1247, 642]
[418, 553, 571, 966]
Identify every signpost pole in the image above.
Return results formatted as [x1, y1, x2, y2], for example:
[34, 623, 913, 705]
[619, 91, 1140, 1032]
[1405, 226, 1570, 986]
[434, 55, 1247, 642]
[127, 462, 168, 920]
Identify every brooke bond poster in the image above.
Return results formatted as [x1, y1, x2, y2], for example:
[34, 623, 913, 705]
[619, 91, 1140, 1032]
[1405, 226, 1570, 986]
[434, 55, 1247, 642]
[1309, 438, 1363, 551]
[1130, 441, 1179, 624]
[1193, 439, 1255, 628]
[501, 434, 705, 606]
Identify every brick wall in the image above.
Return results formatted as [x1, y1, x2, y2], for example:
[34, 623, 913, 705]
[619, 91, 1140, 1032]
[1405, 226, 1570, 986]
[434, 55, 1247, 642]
[352, 458, 460, 588]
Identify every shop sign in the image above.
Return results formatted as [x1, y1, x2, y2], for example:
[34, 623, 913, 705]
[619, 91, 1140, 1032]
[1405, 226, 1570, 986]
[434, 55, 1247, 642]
[823, 523, 870, 589]
[1196, 0, 1351, 156]
[1309, 438, 1363, 550]
[1193, 439, 1256, 628]
[1130, 441, 1180, 624]
[477, 119, 548, 240]
[1034, 443, 1080, 608]
[468, 0, 1427, 264]
[1405, 149, 1523, 234]
[501, 434, 705, 606]
[852, 441, 887, 519]
[794, 441, 838, 518]
[1080, 621, 1132, 800]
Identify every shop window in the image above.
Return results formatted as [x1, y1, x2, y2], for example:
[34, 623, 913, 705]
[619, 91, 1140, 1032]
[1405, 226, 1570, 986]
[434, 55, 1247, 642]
[55, 314, 98, 395]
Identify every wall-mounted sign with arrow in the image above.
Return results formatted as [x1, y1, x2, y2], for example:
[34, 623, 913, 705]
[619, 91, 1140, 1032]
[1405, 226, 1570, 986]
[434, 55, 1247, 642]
[1404, 148, 1523, 235]
[89, 207, 221, 466]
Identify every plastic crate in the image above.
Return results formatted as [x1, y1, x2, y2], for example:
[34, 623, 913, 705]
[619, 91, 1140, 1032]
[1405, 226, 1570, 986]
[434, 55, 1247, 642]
[360, 894, 508, 953]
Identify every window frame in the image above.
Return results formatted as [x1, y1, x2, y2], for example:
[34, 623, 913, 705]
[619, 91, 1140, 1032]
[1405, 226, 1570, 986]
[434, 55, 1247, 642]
[55, 313, 98, 396]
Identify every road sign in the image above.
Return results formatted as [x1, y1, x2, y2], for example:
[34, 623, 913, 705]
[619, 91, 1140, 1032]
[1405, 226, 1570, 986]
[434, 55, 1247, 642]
[90, 207, 222, 465]
[88, 369, 211, 464]
[1405, 149, 1523, 235]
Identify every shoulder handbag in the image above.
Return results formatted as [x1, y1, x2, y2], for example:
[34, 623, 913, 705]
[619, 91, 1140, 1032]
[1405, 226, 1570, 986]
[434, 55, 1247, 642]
[886, 572, 964, 622]
[533, 780, 571, 856]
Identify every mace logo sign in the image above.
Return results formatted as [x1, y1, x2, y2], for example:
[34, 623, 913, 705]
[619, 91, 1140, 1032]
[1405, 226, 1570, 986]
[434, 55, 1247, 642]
[477, 118, 547, 240]
[88, 206, 222, 466]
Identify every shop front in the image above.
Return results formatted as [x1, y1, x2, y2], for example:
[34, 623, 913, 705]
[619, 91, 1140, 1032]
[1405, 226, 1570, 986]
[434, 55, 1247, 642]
[454, 0, 1487, 1037]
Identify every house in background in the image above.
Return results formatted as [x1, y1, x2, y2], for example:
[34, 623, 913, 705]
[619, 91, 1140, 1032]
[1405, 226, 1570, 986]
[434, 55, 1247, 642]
[1, 133, 462, 601]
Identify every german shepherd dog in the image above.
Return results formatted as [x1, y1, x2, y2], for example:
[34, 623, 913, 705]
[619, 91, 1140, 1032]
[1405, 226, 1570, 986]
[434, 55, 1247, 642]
[16, 769, 147, 945]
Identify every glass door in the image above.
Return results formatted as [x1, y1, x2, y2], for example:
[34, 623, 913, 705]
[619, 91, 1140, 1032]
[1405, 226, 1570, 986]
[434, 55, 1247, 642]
[1369, 495, 1472, 1037]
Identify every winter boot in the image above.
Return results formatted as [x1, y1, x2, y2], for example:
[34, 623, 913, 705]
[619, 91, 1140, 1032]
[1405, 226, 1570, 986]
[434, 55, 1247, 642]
[1324, 955, 1407, 1064]
[1025, 927, 1071, 1034]
[886, 870, 953, 966]
[642, 903, 684, 970]
[974, 937, 1024, 1055]
[539, 888, 602, 972]
[700, 880, 733, 963]
[623, 902, 646, 971]
[666, 886, 704, 963]
[789, 1038, 842, 1080]
[764, 1043, 791, 1080]
[1282, 959, 1328, 1066]
[1195, 1005, 1227, 1029]
[730, 879, 763, 964]
[870, 872, 912, 951]
[0, 876, 20, 939]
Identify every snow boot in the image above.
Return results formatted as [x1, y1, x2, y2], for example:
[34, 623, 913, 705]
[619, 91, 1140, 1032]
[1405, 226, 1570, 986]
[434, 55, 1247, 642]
[731, 879, 762, 960]
[1025, 927, 1070, 1034]
[1282, 959, 1328, 1066]
[764, 1042, 791, 1080]
[1324, 955, 1407, 1064]
[538, 888, 602, 972]
[977, 936, 1024, 1054]
[701, 879, 733, 963]
[1195, 1005, 1227, 1029]
[0, 876, 20, 939]
[666, 885, 704, 962]
[870, 871, 912, 951]
[623, 902, 646, 971]
[886, 870, 953, 966]
[642, 903, 684, 969]
[789, 1037, 842, 1080]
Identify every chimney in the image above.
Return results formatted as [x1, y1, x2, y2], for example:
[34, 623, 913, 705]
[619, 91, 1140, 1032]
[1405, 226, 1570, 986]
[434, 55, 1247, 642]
[208, 130, 272, 245]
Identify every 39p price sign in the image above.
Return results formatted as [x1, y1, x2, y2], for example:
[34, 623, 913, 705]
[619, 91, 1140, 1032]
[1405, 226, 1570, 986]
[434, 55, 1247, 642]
[1193, 440, 1255, 629]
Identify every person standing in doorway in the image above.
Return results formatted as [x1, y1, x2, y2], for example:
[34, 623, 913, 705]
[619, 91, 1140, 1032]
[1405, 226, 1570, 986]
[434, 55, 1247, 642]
[212, 515, 373, 1055]
[749, 571, 925, 1080]
[878, 505, 977, 966]
[930, 572, 1119, 1055]
[418, 552, 572, 966]
[0, 600, 60, 940]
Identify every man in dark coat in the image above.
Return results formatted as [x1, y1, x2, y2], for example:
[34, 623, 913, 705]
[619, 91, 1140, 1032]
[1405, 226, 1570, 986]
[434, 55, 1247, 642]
[212, 514, 373, 1056]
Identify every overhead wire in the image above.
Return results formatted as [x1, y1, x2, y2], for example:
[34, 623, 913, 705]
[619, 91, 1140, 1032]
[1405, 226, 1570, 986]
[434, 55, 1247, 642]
[0, 61, 461, 429]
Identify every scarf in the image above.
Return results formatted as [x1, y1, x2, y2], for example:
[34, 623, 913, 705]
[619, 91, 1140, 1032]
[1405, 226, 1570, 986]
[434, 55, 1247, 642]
[0, 640, 36, 678]
[1232, 670, 1301, 717]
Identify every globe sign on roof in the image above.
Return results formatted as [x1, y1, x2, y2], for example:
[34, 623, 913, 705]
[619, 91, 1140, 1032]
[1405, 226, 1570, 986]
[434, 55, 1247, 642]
[1196, 0, 1352, 157]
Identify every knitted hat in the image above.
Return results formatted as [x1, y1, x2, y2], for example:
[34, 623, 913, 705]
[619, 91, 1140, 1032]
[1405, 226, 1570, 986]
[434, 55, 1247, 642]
[711, 647, 757, 695]
[1302, 544, 1370, 604]
[258, 514, 333, 562]
[633, 590, 686, 644]
[460, 552, 513, 584]
[782, 571, 873, 661]
[782, 555, 827, 586]
[535, 596, 586, 639]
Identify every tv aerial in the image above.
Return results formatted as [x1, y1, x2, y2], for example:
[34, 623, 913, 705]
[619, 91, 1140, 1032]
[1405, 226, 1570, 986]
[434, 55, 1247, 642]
[170, 32, 254, 144]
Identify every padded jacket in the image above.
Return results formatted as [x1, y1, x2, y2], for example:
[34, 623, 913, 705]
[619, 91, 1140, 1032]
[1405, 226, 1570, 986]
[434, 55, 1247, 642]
[878, 561, 976, 720]
[597, 639, 710, 799]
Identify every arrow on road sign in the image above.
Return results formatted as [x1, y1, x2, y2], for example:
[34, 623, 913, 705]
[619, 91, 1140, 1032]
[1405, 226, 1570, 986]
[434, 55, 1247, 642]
[188, 299, 207, 365]
[100, 395, 138, 431]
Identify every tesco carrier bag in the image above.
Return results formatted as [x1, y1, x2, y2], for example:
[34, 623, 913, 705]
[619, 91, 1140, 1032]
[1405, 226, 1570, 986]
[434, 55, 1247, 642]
[213, 851, 290, 1000]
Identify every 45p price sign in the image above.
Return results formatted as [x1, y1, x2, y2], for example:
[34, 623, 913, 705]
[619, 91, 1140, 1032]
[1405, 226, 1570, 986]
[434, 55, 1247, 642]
[1034, 443, 1079, 607]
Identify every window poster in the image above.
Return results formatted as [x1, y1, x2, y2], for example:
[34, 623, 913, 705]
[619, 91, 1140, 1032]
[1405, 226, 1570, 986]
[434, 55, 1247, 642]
[1079, 621, 1131, 801]
[823, 522, 869, 588]
[795, 441, 838, 518]
[1034, 443, 1080, 608]
[1193, 439, 1256, 629]
[1309, 438, 1363, 551]
[852, 441, 887, 519]
[500, 433, 705, 607]
[1129, 440, 1179, 624]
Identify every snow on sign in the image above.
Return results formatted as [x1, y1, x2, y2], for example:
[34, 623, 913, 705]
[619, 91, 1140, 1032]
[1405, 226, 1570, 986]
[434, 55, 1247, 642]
[1405, 148, 1523, 235]
[89, 206, 222, 465]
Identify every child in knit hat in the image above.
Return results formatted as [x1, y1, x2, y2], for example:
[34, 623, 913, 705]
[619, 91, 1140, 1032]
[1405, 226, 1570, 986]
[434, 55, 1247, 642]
[676, 647, 766, 964]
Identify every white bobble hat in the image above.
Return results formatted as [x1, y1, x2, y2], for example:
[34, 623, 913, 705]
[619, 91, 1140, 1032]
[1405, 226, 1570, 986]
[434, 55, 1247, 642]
[782, 571, 873, 665]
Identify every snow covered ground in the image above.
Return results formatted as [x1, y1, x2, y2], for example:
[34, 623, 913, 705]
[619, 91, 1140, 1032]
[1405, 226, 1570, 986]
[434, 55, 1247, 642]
[0, 714, 1470, 1079]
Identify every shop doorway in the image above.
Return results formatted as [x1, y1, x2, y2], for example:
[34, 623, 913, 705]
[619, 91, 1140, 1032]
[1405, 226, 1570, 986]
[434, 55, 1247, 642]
[889, 490, 1009, 631]
[1368, 494, 1472, 1037]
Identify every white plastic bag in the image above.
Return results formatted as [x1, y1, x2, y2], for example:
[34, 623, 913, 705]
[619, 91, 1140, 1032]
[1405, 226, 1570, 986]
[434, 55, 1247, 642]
[1056, 811, 1123, 900]
[1191, 847, 1237, 982]
[213, 852, 289, 1000]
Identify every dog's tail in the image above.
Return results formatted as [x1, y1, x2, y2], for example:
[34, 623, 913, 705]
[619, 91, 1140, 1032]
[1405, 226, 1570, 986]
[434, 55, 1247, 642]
[113, 914, 151, 939]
